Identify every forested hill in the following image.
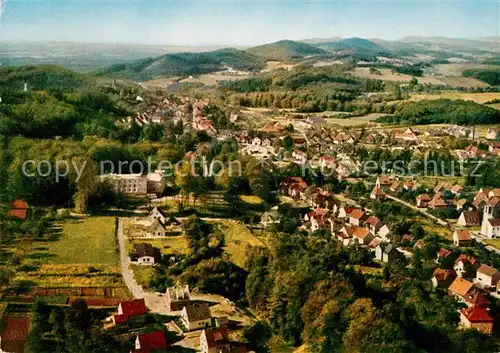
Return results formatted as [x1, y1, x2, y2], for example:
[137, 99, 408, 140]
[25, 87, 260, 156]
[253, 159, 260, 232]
[0, 65, 90, 91]
[317, 37, 388, 54]
[94, 48, 265, 81]
[245, 40, 329, 61]
[377, 99, 500, 125]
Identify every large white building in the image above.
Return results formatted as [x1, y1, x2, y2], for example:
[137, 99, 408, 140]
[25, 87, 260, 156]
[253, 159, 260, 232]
[101, 174, 147, 195]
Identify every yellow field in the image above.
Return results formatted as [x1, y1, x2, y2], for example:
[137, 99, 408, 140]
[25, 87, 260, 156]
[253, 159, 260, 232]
[410, 92, 500, 104]
[483, 239, 500, 250]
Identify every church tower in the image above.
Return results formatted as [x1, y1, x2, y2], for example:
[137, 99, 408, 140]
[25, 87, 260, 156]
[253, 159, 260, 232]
[482, 205, 494, 236]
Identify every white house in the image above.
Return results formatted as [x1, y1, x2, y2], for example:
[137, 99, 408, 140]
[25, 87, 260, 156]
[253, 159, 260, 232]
[476, 265, 500, 288]
[181, 305, 212, 331]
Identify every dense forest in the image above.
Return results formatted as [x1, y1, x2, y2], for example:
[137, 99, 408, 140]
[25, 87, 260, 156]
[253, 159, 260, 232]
[377, 99, 500, 125]
[463, 68, 500, 86]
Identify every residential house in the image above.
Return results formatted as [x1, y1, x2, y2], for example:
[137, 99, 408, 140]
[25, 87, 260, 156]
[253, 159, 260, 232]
[453, 230, 474, 247]
[370, 186, 386, 200]
[378, 224, 391, 241]
[403, 181, 416, 192]
[486, 128, 500, 140]
[432, 268, 457, 289]
[368, 237, 382, 251]
[131, 331, 167, 353]
[448, 277, 475, 303]
[365, 216, 384, 235]
[132, 243, 161, 265]
[149, 207, 167, 224]
[416, 194, 432, 208]
[428, 195, 448, 209]
[200, 328, 230, 353]
[336, 225, 356, 246]
[459, 306, 494, 336]
[113, 299, 147, 325]
[454, 255, 480, 278]
[165, 285, 191, 312]
[353, 227, 374, 245]
[292, 150, 307, 165]
[436, 248, 452, 263]
[375, 176, 392, 190]
[476, 265, 500, 288]
[319, 156, 336, 170]
[455, 199, 471, 211]
[147, 218, 167, 238]
[260, 211, 280, 229]
[8, 200, 29, 220]
[375, 243, 401, 264]
[338, 206, 356, 219]
[181, 305, 212, 331]
[390, 181, 402, 193]
[457, 211, 481, 227]
[349, 209, 368, 227]
[450, 184, 464, 195]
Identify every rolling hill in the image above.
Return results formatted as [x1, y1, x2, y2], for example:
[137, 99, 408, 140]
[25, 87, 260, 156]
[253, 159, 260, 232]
[245, 40, 329, 61]
[95, 48, 265, 81]
[0, 65, 90, 90]
[317, 37, 388, 54]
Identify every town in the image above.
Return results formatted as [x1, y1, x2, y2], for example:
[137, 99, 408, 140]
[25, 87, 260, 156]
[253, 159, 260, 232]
[1, 2, 500, 352]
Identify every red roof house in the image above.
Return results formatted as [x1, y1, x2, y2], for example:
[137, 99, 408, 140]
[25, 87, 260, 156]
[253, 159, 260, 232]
[7, 200, 29, 220]
[132, 331, 167, 353]
[113, 299, 147, 325]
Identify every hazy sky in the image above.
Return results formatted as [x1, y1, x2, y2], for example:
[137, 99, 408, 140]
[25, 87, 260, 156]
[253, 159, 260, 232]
[0, 0, 498, 46]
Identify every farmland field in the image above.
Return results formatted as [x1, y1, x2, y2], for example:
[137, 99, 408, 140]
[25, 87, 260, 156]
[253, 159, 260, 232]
[351, 67, 488, 87]
[34, 217, 119, 265]
[410, 92, 500, 104]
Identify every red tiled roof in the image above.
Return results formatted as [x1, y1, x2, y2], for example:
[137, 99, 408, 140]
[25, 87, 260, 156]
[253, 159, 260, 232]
[350, 209, 366, 220]
[8, 209, 27, 220]
[135, 331, 167, 351]
[433, 268, 456, 282]
[455, 229, 472, 241]
[204, 328, 230, 348]
[461, 306, 494, 323]
[437, 248, 452, 259]
[119, 299, 147, 316]
[11, 200, 28, 209]
[488, 219, 500, 227]
[113, 314, 129, 324]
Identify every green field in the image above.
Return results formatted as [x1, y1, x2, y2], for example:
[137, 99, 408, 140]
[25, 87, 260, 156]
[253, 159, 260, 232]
[33, 216, 118, 265]
[217, 220, 265, 268]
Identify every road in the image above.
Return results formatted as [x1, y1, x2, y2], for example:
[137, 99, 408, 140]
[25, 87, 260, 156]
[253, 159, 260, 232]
[385, 194, 450, 228]
[117, 217, 168, 314]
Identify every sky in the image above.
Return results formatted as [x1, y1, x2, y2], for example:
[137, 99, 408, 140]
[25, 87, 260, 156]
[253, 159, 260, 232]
[0, 0, 498, 46]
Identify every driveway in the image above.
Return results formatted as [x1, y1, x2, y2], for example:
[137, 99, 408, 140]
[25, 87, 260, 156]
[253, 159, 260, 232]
[117, 218, 168, 314]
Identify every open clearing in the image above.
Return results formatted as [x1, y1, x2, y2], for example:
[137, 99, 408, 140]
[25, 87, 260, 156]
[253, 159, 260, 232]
[351, 67, 488, 88]
[34, 217, 119, 265]
[216, 221, 265, 268]
[410, 92, 500, 104]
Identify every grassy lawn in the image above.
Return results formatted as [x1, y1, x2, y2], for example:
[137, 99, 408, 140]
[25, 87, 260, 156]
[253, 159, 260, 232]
[217, 221, 265, 268]
[130, 264, 155, 288]
[33, 216, 119, 265]
[483, 239, 500, 249]
[126, 237, 189, 256]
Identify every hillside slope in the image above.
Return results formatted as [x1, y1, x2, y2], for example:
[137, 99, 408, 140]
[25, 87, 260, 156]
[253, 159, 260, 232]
[0, 65, 90, 90]
[95, 48, 264, 81]
[245, 40, 329, 61]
